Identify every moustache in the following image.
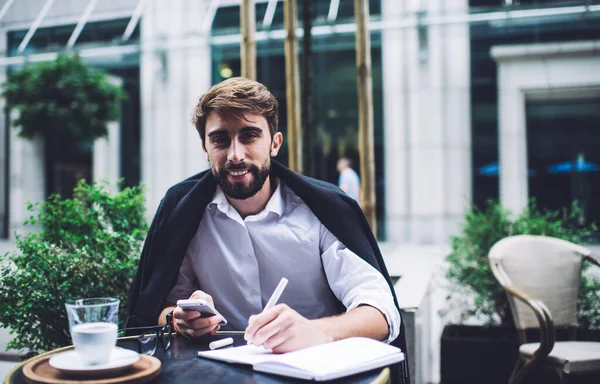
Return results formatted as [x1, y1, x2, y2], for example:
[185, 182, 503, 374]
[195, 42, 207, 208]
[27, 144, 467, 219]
[224, 162, 255, 171]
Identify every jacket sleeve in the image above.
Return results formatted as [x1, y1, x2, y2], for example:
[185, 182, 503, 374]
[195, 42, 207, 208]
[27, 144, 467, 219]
[126, 198, 169, 327]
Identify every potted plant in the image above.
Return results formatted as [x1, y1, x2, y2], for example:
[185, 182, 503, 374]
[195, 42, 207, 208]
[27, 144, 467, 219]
[441, 200, 600, 384]
[0, 180, 148, 357]
[2, 54, 126, 197]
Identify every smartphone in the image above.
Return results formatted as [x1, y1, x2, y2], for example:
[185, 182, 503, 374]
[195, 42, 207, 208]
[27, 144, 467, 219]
[176, 299, 228, 325]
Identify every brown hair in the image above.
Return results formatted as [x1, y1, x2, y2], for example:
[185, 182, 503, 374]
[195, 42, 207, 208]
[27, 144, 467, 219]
[191, 77, 279, 144]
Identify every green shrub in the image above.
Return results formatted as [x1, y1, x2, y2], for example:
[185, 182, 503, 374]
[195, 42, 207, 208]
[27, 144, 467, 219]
[445, 200, 600, 329]
[0, 180, 148, 357]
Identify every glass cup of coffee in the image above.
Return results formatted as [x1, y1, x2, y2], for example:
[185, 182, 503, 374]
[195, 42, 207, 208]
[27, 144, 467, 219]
[65, 297, 120, 366]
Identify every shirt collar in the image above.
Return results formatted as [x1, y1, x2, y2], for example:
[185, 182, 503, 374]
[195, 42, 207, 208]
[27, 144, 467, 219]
[210, 186, 231, 214]
[209, 178, 285, 218]
[262, 179, 284, 217]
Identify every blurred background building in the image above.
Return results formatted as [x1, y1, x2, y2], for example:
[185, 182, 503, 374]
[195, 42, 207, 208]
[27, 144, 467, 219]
[0, 0, 599, 381]
[0, 0, 600, 244]
[1, 0, 599, 244]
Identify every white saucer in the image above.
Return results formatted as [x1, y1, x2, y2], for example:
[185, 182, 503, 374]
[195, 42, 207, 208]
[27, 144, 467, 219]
[49, 347, 140, 377]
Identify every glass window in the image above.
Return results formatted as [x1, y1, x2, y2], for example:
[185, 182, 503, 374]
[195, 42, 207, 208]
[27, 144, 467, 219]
[335, 0, 381, 21]
[77, 18, 139, 45]
[213, 3, 269, 33]
[6, 18, 137, 55]
[527, 99, 600, 238]
[212, 0, 382, 34]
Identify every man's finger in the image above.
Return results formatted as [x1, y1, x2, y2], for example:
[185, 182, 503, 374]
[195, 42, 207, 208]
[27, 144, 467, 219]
[245, 308, 280, 341]
[252, 323, 280, 347]
[189, 290, 214, 305]
[262, 329, 290, 351]
[271, 338, 297, 354]
[191, 323, 220, 338]
[255, 317, 295, 348]
[190, 314, 223, 330]
[252, 311, 294, 346]
[177, 310, 201, 321]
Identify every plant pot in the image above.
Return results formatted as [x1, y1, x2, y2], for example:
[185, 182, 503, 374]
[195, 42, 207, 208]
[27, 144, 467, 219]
[578, 328, 600, 342]
[441, 324, 519, 384]
[441, 325, 600, 384]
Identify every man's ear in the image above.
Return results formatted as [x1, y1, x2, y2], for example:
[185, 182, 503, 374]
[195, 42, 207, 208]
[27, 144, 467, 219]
[270, 132, 283, 157]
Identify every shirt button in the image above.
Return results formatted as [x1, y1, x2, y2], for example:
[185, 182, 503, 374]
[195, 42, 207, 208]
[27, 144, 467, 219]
[251, 289, 258, 296]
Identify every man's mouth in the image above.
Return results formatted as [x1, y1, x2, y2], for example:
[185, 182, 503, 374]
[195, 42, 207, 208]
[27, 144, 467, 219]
[228, 169, 249, 177]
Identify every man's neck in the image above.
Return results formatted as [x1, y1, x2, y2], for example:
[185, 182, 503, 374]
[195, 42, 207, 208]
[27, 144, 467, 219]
[226, 176, 276, 219]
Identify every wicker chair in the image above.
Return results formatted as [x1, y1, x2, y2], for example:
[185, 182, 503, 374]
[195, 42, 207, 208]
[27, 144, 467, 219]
[489, 235, 600, 384]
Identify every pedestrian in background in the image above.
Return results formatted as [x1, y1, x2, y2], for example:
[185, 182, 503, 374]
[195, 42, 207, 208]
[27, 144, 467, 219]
[337, 157, 360, 204]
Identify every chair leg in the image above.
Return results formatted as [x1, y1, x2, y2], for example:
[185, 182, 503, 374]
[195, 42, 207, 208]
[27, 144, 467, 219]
[508, 358, 524, 384]
[510, 357, 540, 384]
[557, 369, 571, 384]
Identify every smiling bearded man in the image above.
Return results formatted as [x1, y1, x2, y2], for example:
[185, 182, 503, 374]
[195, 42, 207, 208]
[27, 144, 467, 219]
[127, 77, 410, 383]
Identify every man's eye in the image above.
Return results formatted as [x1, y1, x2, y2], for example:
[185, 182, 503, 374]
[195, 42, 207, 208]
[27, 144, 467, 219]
[212, 137, 229, 145]
[241, 133, 259, 141]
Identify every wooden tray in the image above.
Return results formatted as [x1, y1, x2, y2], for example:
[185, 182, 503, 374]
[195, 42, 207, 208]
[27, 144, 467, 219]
[22, 352, 161, 384]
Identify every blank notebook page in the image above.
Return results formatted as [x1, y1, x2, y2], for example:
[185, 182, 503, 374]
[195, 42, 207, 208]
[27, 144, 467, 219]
[268, 337, 400, 374]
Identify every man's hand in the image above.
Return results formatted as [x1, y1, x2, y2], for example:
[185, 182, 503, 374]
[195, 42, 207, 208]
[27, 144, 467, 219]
[244, 304, 333, 353]
[173, 290, 223, 338]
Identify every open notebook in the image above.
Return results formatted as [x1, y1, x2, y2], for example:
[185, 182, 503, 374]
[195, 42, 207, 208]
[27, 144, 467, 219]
[197, 337, 404, 381]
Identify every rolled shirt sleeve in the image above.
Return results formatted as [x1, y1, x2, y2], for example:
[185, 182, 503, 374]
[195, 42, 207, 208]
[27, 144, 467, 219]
[319, 224, 401, 343]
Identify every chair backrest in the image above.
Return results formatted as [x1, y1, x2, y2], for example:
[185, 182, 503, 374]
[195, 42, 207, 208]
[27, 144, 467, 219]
[489, 235, 588, 330]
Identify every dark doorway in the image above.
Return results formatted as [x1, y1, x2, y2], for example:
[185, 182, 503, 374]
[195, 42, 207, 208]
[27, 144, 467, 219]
[44, 138, 93, 199]
[527, 97, 600, 235]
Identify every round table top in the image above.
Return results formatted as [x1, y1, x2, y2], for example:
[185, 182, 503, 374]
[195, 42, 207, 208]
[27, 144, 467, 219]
[6, 333, 395, 384]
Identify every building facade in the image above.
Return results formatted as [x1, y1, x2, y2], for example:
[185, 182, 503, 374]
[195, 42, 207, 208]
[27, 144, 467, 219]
[2, 0, 598, 247]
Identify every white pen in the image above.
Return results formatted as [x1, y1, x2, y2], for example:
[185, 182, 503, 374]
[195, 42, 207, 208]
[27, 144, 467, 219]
[247, 277, 288, 345]
[263, 277, 288, 313]
[208, 337, 234, 350]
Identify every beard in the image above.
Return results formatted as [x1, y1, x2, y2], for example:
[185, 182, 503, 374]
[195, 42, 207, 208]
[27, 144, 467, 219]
[213, 159, 271, 200]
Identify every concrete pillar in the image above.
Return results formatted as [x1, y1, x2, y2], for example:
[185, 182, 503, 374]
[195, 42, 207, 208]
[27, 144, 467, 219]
[497, 63, 528, 214]
[382, 0, 471, 244]
[439, 0, 472, 239]
[382, 0, 412, 243]
[141, 0, 212, 216]
[9, 132, 45, 237]
[93, 76, 123, 194]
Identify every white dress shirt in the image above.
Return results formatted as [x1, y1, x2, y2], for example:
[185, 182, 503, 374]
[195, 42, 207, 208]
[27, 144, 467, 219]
[166, 179, 400, 342]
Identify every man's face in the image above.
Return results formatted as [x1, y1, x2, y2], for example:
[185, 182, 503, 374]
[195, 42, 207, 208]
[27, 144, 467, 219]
[203, 112, 282, 200]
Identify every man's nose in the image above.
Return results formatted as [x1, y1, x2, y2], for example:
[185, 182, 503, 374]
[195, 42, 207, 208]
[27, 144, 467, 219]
[227, 138, 245, 162]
